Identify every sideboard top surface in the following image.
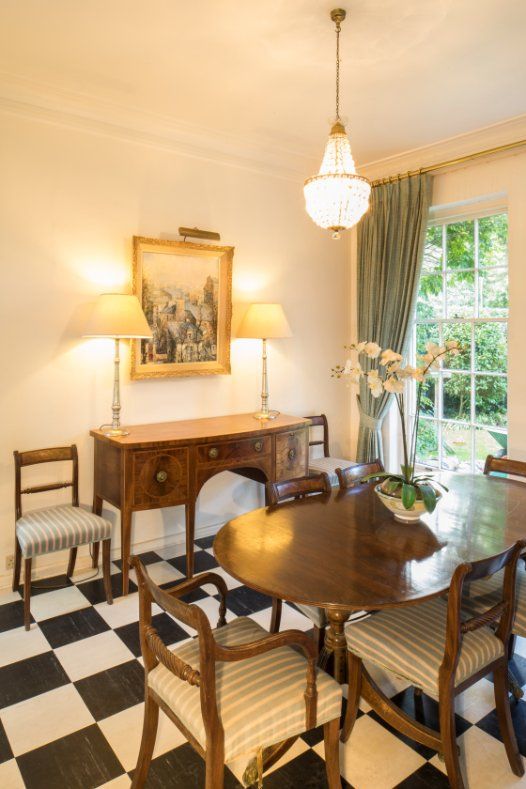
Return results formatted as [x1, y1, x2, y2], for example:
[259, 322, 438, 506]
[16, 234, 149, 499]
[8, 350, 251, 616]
[90, 413, 310, 448]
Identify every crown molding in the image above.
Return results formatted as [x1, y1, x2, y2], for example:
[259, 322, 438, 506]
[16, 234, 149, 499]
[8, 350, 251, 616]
[0, 71, 315, 182]
[358, 114, 526, 181]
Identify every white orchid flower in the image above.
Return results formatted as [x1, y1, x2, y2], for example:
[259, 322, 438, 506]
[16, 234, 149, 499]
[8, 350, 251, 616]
[343, 359, 362, 383]
[411, 367, 426, 382]
[363, 341, 382, 358]
[368, 377, 384, 397]
[383, 376, 405, 394]
[380, 348, 403, 366]
[367, 368, 380, 380]
[354, 341, 367, 353]
[445, 340, 461, 355]
[425, 342, 441, 357]
[396, 365, 416, 379]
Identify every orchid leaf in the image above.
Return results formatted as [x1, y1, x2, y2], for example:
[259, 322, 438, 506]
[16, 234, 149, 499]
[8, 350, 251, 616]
[402, 483, 417, 510]
[418, 482, 437, 513]
[360, 471, 394, 482]
[385, 479, 402, 495]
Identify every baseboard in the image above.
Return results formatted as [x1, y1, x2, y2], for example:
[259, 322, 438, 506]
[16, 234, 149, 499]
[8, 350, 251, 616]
[0, 520, 224, 593]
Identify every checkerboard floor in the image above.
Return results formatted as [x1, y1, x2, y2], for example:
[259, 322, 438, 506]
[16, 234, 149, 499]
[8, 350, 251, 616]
[1, 538, 525, 788]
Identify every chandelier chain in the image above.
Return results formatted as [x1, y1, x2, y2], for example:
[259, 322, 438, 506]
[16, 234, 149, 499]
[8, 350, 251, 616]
[335, 19, 341, 120]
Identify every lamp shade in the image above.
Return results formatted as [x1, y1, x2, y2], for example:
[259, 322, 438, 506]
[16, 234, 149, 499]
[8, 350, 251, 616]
[237, 303, 292, 339]
[84, 294, 152, 339]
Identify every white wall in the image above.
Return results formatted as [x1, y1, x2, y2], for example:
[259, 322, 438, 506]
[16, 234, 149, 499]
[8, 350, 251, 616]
[0, 110, 350, 586]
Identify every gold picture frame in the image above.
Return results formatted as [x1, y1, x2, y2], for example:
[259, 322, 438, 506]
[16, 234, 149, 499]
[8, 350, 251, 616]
[131, 236, 233, 379]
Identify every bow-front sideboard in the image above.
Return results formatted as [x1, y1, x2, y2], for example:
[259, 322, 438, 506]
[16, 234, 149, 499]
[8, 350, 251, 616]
[90, 413, 310, 594]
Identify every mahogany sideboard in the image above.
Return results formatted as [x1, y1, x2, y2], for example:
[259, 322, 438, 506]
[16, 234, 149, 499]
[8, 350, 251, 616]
[90, 413, 310, 594]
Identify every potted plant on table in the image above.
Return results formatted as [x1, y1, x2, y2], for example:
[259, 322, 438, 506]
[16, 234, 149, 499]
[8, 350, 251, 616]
[333, 339, 461, 522]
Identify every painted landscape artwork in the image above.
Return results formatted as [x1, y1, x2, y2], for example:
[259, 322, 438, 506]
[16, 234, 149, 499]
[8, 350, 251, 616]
[132, 237, 233, 378]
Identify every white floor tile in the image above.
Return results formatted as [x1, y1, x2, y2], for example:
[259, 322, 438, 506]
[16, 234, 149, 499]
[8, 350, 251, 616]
[430, 724, 526, 788]
[99, 702, 186, 772]
[0, 625, 51, 668]
[97, 776, 131, 788]
[94, 592, 141, 629]
[133, 561, 184, 587]
[54, 630, 135, 681]
[0, 590, 22, 606]
[71, 562, 120, 584]
[202, 565, 242, 592]
[455, 677, 497, 723]
[155, 543, 187, 560]
[515, 636, 526, 658]
[249, 603, 313, 634]
[29, 585, 90, 621]
[323, 713, 425, 788]
[0, 759, 25, 788]
[2, 684, 94, 756]
[192, 596, 235, 631]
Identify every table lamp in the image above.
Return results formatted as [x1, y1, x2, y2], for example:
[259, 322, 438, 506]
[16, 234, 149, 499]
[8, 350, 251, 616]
[237, 303, 292, 420]
[84, 293, 152, 436]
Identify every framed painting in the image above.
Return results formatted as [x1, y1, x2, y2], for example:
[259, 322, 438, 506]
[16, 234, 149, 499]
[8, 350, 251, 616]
[131, 236, 233, 379]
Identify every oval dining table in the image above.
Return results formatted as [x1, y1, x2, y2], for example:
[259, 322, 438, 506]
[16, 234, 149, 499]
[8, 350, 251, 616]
[214, 472, 526, 688]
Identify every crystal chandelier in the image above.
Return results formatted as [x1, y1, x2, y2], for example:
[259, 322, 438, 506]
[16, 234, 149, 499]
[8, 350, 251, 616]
[304, 8, 371, 239]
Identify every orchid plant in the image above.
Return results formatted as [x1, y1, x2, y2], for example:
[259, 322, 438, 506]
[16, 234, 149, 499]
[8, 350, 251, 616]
[332, 339, 461, 513]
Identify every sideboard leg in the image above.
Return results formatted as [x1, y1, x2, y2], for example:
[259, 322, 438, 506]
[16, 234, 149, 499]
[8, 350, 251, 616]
[185, 501, 196, 577]
[121, 508, 132, 595]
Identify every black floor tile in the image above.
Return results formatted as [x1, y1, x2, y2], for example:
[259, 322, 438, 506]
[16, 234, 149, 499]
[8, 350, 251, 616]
[0, 651, 69, 709]
[216, 584, 272, 616]
[18, 574, 73, 597]
[0, 719, 13, 764]
[0, 599, 33, 633]
[114, 551, 162, 570]
[74, 659, 145, 720]
[115, 612, 189, 657]
[263, 748, 352, 788]
[476, 697, 526, 756]
[169, 549, 218, 575]
[130, 743, 241, 788]
[300, 723, 325, 746]
[395, 762, 450, 788]
[76, 572, 137, 605]
[16, 724, 125, 789]
[194, 535, 215, 550]
[39, 606, 110, 649]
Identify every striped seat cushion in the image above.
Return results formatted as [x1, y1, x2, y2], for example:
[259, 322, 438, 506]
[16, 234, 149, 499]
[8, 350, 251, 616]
[309, 456, 355, 486]
[16, 505, 112, 558]
[148, 616, 342, 762]
[294, 603, 327, 628]
[346, 597, 504, 697]
[463, 565, 526, 638]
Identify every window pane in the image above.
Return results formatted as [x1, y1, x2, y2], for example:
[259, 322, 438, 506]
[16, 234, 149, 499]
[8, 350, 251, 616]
[417, 275, 443, 320]
[478, 214, 508, 267]
[443, 422, 472, 472]
[443, 372, 471, 421]
[474, 323, 507, 373]
[446, 271, 475, 318]
[478, 268, 509, 317]
[442, 322, 471, 371]
[416, 419, 439, 468]
[416, 323, 439, 357]
[446, 220, 475, 269]
[475, 375, 507, 427]
[475, 427, 507, 472]
[422, 225, 443, 272]
[418, 375, 437, 417]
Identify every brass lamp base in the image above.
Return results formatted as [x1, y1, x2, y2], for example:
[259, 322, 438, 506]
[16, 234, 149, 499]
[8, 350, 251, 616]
[253, 410, 280, 421]
[100, 424, 130, 437]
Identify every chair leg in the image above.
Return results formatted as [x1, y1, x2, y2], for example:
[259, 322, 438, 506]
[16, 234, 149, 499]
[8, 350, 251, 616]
[205, 744, 224, 789]
[439, 688, 465, 789]
[270, 598, 282, 633]
[12, 538, 21, 592]
[67, 547, 77, 578]
[23, 558, 32, 631]
[131, 694, 159, 789]
[315, 624, 326, 656]
[323, 717, 342, 788]
[341, 652, 362, 742]
[102, 539, 113, 605]
[493, 661, 524, 776]
[92, 541, 100, 569]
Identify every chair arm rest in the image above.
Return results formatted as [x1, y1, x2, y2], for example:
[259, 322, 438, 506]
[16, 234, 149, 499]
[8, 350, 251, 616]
[162, 572, 228, 627]
[461, 601, 508, 633]
[145, 625, 201, 686]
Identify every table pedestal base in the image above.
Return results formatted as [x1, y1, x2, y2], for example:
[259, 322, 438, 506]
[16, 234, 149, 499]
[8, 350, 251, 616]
[320, 609, 352, 684]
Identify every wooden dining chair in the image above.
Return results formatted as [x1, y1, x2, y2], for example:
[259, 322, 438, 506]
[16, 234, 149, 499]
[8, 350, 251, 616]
[336, 459, 385, 491]
[304, 413, 356, 486]
[13, 445, 113, 629]
[131, 557, 343, 789]
[341, 541, 526, 789]
[266, 472, 331, 654]
[484, 454, 526, 479]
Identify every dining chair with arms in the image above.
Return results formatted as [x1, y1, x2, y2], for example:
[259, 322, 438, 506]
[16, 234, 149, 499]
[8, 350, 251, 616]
[266, 472, 331, 653]
[341, 540, 526, 789]
[336, 460, 385, 491]
[304, 413, 356, 486]
[131, 557, 343, 789]
[13, 445, 113, 630]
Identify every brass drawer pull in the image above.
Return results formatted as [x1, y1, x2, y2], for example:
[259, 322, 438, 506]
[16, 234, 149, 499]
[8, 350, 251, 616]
[288, 448, 296, 461]
[156, 470, 168, 483]
[254, 440, 263, 453]
[208, 447, 219, 460]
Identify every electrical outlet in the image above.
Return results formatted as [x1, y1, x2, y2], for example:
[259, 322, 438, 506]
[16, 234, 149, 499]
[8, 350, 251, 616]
[5, 555, 14, 570]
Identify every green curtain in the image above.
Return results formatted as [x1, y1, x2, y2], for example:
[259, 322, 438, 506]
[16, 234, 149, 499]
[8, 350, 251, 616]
[356, 173, 432, 463]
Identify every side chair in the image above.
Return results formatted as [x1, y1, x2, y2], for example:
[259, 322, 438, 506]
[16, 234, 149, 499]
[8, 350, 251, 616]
[266, 473, 331, 654]
[131, 557, 342, 789]
[13, 445, 113, 629]
[304, 413, 356, 486]
[336, 459, 384, 490]
[341, 541, 526, 789]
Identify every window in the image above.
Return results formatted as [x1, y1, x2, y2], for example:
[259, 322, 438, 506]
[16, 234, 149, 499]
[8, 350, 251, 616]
[413, 211, 508, 472]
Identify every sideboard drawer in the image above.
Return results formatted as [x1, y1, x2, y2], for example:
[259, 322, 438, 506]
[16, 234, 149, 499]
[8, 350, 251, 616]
[275, 429, 308, 481]
[132, 448, 189, 508]
[197, 436, 271, 465]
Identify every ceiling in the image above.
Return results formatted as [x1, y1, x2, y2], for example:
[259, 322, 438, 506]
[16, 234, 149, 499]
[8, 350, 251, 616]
[0, 0, 524, 167]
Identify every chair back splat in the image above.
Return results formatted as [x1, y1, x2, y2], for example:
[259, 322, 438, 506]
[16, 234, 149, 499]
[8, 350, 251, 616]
[266, 472, 331, 505]
[336, 460, 384, 491]
[14, 445, 79, 519]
